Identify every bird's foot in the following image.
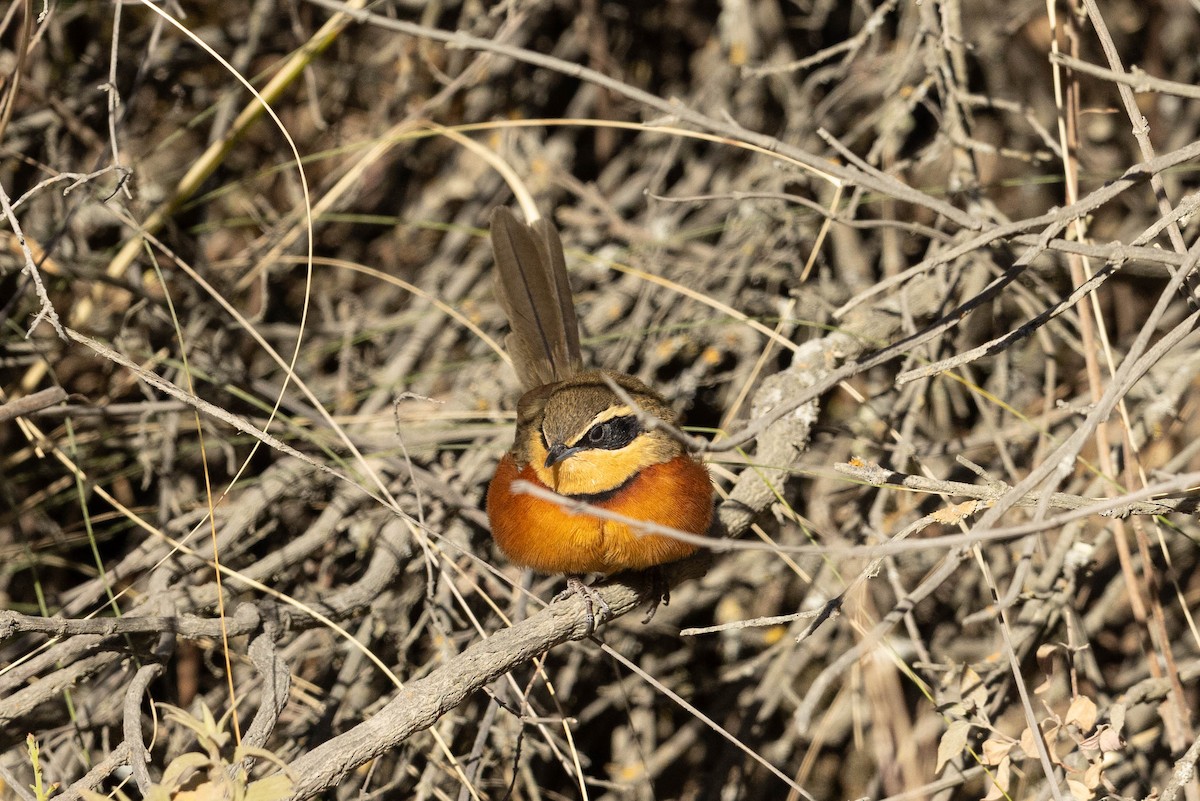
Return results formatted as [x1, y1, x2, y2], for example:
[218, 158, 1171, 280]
[554, 575, 611, 634]
[640, 567, 671, 624]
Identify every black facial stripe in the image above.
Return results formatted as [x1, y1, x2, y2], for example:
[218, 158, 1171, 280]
[583, 415, 640, 451]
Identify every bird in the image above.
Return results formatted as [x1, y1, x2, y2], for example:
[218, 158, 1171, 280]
[484, 207, 714, 629]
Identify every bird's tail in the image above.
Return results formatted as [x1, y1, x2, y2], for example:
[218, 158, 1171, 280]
[489, 208, 584, 389]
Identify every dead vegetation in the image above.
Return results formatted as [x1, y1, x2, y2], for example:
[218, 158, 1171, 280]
[2, 1, 1200, 799]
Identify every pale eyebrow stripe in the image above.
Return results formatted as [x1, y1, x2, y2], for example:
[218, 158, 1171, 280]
[588, 405, 633, 428]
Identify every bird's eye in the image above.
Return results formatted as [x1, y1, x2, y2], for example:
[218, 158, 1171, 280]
[582, 416, 639, 450]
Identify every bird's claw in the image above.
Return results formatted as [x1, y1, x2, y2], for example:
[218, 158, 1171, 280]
[555, 575, 611, 634]
[640, 567, 671, 624]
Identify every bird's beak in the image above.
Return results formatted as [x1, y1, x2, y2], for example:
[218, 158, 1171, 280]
[544, 442, 582, 468]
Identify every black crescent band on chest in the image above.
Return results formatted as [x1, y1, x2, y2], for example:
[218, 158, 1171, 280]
[556, 470, 640, 506]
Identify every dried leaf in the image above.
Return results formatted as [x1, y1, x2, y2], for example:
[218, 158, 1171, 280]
[942, 702, 967, 719]
[1046, 733, 1061, 764]
[937, 719, 971, 774]
[1097, 725, 1125, 753]
[1019, 727, 1039, 758]
[1067, 778, 1093, 801]
[982, 755, 1011, 801]
[962, 666, 988, 711]
[981, 736, 1014, 765]
[1065, 695, 1097, 733]
[1034, 643, 1064, 694]
[1021, 724, 1062, 765]
[1035, 643, 1060, 660]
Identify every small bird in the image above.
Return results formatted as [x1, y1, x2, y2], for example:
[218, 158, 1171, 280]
[485, 207, 713, 627]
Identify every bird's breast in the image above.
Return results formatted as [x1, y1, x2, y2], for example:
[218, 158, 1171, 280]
[486, 453, 712, 574]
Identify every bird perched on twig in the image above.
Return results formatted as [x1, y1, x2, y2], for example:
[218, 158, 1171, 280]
[485, 207, 714, 630]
